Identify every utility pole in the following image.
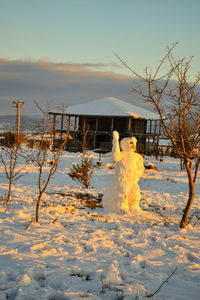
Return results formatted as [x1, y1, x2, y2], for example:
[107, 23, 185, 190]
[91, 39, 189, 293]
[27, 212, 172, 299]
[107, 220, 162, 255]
[12, 101, 24, 143]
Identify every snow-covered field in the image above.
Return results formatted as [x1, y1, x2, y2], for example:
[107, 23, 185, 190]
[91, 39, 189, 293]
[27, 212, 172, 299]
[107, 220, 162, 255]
[0, 150, 200, 300]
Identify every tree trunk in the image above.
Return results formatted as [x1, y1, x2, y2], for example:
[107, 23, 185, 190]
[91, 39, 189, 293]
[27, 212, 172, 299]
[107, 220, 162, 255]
[36, 192, 42, 223]
[180, 163, 195, 228]
[180, 159, 185, 170]
[7, 179, 12, 202]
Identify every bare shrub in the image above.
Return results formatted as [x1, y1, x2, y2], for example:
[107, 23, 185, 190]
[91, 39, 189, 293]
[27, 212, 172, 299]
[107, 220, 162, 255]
[0, 131, 27, 202]
[28, 101, 69, 223]
[68, 119, 94, 189]
[68, 157, 94, 189]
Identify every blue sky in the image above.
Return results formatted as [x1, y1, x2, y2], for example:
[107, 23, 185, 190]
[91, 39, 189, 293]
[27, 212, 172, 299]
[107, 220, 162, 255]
[0, 0, 200, 115]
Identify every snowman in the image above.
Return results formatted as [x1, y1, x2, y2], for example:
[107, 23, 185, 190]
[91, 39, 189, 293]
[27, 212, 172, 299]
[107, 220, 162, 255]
[102, 131, 144, 214]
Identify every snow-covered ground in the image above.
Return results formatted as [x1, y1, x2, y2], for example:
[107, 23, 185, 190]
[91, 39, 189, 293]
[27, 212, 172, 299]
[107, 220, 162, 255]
[0, 150, 200, 300]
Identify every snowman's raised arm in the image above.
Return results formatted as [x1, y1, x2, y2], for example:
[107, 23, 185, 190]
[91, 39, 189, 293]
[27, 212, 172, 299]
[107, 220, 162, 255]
[112, 131, 122, 162]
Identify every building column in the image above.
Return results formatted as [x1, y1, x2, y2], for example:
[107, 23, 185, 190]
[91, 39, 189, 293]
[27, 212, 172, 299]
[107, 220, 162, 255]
[60, 114, 64, 141]
[150, 120, 152, 134]
[111, 118, 114, 132]
[128, 117, 131, 135]
[95, 118, 98, 132]
[53, 114, 56, 141]
[74, 116, 77, 131]
[93, 118, 98, 149]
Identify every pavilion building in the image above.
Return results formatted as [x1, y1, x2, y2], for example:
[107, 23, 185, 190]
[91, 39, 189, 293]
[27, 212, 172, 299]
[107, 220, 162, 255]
[49, 97, 161, 154]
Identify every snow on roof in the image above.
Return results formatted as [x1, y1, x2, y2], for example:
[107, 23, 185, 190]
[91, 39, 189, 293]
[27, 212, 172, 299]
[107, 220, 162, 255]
[66, 97, 160, 119]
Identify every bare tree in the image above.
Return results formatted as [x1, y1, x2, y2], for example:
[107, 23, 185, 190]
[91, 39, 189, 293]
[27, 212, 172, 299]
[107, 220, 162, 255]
[0, 131, 26, 202]
[30, 102, 69, 223]
[68, 119, 94, 189]
[116, 44, 200, 228]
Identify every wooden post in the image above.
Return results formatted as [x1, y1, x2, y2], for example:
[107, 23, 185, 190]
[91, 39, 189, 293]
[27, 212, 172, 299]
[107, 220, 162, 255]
[94, 118, 98, 149]
[68, 116, 71, 131]
[95, 118, 98, 132]
[132, 118, 135, 133]
[159, 120, 161, 135]
[147, 137, 150, 155]
[93, 134, 96, 150]
[128, 117, 131, 134]
[53, 114, 56, 141]
[111, 118, 113, 132]
[60, 114, 64, 141]
[155, 120, 157, 134]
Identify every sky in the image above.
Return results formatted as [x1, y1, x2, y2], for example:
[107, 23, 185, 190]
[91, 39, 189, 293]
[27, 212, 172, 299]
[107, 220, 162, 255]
[0, 0, 200, 115]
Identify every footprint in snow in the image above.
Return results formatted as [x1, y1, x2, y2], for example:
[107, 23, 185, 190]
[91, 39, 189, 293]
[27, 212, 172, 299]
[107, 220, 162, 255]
[187, 253, 199, 263]
[140, 260, 147, 269]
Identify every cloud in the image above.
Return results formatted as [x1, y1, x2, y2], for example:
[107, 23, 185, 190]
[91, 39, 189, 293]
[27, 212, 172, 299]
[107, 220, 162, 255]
[0, 58, 150, 116]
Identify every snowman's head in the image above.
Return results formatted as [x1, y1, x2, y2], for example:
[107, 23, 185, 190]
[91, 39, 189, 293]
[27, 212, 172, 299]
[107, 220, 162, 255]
[120, 136, 137, 152]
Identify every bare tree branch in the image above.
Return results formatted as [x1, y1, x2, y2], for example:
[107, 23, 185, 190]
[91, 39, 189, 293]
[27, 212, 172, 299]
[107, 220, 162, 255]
[145, 267, 177, 298]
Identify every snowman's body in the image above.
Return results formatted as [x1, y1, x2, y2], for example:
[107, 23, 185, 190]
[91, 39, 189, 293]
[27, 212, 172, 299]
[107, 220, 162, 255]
[102, 131, 144, 214]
